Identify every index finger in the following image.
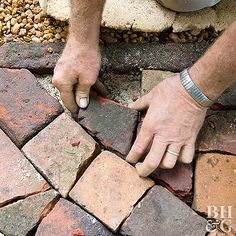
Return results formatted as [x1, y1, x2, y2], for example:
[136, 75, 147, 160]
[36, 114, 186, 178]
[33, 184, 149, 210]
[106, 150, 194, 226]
[52, 74, 78, 113]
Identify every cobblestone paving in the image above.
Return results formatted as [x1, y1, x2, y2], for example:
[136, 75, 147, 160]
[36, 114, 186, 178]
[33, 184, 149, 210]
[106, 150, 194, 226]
[0, 42, 236, 236]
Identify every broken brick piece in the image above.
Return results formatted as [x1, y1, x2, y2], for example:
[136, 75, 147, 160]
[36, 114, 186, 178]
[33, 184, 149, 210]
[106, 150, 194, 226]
[197, 110, 236, 155]
[0, 190, 58, 236]
[151, 162, 193, 205]
[121, 185, 207, 236]
[193, 153, 236, 231]
[22, 113, 100, 197]
[0, 68, 63, 147]
[78, 95, 138, 157]
[69, 151, 154, 232]
[0, 129, 49, 207]
[36, 198, 114, 236]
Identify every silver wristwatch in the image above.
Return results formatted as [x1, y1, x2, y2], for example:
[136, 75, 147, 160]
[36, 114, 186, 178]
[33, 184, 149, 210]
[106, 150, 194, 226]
[180, 69, 214, 107]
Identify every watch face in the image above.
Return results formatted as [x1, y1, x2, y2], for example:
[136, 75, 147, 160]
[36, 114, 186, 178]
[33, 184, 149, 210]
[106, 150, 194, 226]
[156, 0, 221, 12]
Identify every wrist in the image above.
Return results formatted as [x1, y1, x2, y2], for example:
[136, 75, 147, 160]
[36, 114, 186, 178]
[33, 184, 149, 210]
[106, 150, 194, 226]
[188, 65, 222, 101]
[180, 68, 215, 107]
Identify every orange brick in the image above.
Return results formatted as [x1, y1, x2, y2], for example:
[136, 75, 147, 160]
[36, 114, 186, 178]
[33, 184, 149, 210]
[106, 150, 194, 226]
[193, 153, 236, 232]
[69, 151, 154, 232]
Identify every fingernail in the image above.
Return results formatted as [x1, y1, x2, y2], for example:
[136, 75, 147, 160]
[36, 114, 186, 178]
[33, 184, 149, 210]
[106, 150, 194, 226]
[79, 98, 88, 108]
[135, 162, 141, 169]
[128, 103, 133, 109]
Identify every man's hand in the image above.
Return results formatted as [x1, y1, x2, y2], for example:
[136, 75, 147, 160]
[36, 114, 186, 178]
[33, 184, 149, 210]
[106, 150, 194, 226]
[52, 41, 101, 113]
[126, 75, 207, 177]
[52, 0, 105, 113]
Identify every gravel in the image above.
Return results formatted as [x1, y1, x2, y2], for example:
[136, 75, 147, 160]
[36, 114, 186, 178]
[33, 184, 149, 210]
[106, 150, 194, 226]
[0, 0, 219, 46]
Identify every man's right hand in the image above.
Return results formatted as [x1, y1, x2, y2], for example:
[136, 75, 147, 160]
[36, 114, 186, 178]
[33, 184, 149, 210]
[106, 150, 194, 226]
[52, 40, 101, 113]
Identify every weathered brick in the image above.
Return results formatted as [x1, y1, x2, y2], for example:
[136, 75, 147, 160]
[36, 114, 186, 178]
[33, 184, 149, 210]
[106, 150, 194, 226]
[0, 129, 49, 207]
[214, 85, 236, 109]
[22, 113, 100, 197]
[151, 162, 193, 205]
[193, 153, 236, 232]
[69, 151, 154, 232]
[141, 70, 177, 96]
[197, 110, 236, 155]
[36, 198, 114, 236]
[0, 42, 209, 74]
[0, 43, 64, 73]
[78, 96, 138, 157]
[121, 185, 207, 236]
[0, 68, 63, 147]
[0, 190, 59, 236]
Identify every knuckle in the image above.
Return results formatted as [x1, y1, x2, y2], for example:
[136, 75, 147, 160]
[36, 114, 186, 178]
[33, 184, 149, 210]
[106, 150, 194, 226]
[180, 157, 193, 164]
[80, 78, 96, 87]
[161, 159, 176, 169]
[145, 160, 158, 170]
[52, 78, 63, 88]
[133, 143, 146, 155]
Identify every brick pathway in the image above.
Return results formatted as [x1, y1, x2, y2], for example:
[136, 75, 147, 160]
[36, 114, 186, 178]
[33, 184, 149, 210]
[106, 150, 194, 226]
[0, 44, 236, 235]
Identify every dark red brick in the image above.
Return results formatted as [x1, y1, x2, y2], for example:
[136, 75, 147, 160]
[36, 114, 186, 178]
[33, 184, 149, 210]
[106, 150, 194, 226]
[0, 42, 209, 74]
[36, 198, 114, 236]
[0, 42, 64, 73]
[78, 96, 138, 157]
[197, 110, 236, 155]
[0, 129, 49, 207]
[0, 190, 59, 236]
[0, 68, 63, 147]
[151, 162, 193, 205]
[120, 185, 207, 236]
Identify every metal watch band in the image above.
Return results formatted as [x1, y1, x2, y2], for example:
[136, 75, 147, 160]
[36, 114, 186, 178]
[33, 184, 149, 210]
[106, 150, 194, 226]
[180, 69, 214, 107]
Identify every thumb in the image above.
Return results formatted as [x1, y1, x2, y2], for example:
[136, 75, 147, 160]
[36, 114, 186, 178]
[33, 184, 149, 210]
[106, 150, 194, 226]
[128, 93, 151, 111]
[75, 77, 96, 108]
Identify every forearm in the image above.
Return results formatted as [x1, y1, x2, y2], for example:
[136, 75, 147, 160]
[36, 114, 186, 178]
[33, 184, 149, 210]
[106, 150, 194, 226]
[189, 20, 236, 101]
[68, 0, 106, 46]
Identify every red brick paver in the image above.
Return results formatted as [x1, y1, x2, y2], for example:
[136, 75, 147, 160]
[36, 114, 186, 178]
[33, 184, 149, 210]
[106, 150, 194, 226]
[69, 151, 154, 232]
[78, 95, 138, 157]
[121, 185, 207, 236]
[36, 198, 114, 236]
[0, 68, 63, 147]
[197, 110, 236, 155]
[0, 129, 49, 207]
[0, 190, 58, 236]
[22, 113, 100, 197]
[151, 162, 193, 204]
[193, 153, 236, 232]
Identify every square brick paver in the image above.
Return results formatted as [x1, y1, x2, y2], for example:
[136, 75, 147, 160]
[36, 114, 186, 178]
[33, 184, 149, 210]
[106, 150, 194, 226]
[0, 68, 63, 147]
[36, 198, 114, 236]
[78, 95, 138, 157]
[121, 185, 207, 236]
[22, 113, 100, 197]
[0, 129, 49, 207]
[197, 110, 236, 155]
[193, 153, 236, 232]
[69, 151, 154, 232]
[0, 190, 58, 236]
